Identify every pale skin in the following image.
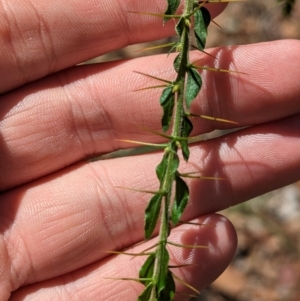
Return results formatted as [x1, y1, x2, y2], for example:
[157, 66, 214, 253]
[1, 0, 300, 300]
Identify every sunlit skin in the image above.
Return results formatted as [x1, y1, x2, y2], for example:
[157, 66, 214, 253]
[0, 0, 300, 300]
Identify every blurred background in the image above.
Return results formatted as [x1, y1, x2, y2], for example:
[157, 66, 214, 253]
[90, 0, 300, 300]
[197, 1, 300, 300]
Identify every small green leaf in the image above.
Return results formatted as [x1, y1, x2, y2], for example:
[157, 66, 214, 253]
[138, 283, 153, 301]
[156, 153, 168, 181]
[175, 16, 185, 36]
[168, 42, 181, 55]
[160, 86, 175, 132]
[164, 0, 180, 18]
[139, 253, 155, 286]
[194, 7, 211, 50]
[181, 115, 193, 137]
[169, 140, 178, 153]
[180, 140, 189, 161]
[173, 53, 181, 73]
[179, 116, 193, 161]
[145, 194, 163, 238]
[172, 176, 189, 225]
[186, 67, 202, 109]
[156, 150, 179, 181]
[158, 270, 176, 300]
[170, 150, 180, 175]
[157, 247, 170, 293]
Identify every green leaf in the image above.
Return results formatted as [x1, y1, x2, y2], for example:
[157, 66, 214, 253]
[175, 16, 185, 36]
[164, 0, 180, 20]
[156, 150, 179, 179]
[172, 176, 189, 225]
[168, 42, 181, 55]
[186, 67, 202, 109]
[145, 194, 163, 238]
[160, 86, 175, 132]
[157, 247, 170, 293]
[156, 149, 179, 189]
[156, 154, 168, 181]
[179, 116, 193, 161]
[181, 115, 193, 137]
[138, 283, 153, 301]
[170, 151, 180, 175]
[169, 140, 178, 153]
[139, 253, 155, 286]
[173, 53, 181, 73]
[194, 7, 211, 50]
[180, 140, 189, 161]
[158, 270, 176, 300]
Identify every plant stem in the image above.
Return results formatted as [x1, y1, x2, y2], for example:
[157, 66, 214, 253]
[148, 0, 195, 299]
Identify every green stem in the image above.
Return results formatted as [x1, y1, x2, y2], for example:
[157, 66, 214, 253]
[150, 150, 175, 300]
[172, 0, 192, 138]
[149, 0, 195, 299]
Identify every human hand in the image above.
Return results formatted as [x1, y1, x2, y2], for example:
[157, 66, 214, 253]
[1, 1, 300, 300]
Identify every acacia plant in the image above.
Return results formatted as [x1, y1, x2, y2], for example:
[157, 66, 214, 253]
[110, 0, 298, 300]
[113, 1, 236, 300]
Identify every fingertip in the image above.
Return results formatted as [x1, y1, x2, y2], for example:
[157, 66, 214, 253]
[171, 213, 237, 298]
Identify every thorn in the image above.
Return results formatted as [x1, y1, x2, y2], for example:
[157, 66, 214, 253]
[135, 42, 177, 53]
[130, 239, 150, 248]
[104, 277, 152, 283]
[197, 0, 208, 8]
[115, 186, 163, 195]
[189, 113, 239, 125]
[178, 221, 215, 227]
[198, 0, 246, 3]
[136, 128, 189, 142]
[191, 45, 216, 59]
[179, 172, 226, 181]
[116, 139, 167, 148]
[168, 263, 199, 268]
[211, 19, 221, 28]
[172, 273, 200, 294]
[105, 250, 153, 256]
[192, 64, 248, 75]
[133, 71, 173, 84]
[142, 128, 172, 140]
[140, 243, 159, 254]
[127, 11, 181, 19]
[167, 241, 208, 249]
[133, 84, 168, 92]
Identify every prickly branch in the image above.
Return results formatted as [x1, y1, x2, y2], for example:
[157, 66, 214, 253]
[108, 0, 242, 300]
[137, 1, 212, 300]
[109, 0, 299, 300]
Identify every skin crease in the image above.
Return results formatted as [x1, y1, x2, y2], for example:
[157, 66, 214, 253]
[0, 0, 300, 300]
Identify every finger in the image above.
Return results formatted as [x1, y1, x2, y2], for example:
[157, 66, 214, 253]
[1, 113, 300, 295]
[0, 0, 225, 92]
[1, 40, 300, 190]
[8, 215, 237, 301]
